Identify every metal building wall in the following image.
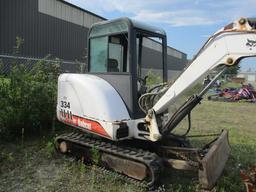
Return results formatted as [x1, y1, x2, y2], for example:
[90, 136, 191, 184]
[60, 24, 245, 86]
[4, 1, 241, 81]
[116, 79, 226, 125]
[0, 0, 104, 61]
[141, 38, 187, 80]
[0, 0, 38, 57]
[0, 0, 186, 74]
[38, 0, 103, 28]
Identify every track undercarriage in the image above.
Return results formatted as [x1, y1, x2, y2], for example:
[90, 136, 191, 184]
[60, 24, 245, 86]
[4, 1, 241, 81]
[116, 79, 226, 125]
[55, 130, 230, 190]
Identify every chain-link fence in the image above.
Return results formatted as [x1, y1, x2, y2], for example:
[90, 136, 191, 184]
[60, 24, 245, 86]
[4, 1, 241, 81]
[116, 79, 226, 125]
[0, 54, 86, 75]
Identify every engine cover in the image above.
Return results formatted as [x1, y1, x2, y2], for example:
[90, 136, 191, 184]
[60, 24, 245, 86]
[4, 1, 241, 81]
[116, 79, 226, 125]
[57, 74, 131, 139]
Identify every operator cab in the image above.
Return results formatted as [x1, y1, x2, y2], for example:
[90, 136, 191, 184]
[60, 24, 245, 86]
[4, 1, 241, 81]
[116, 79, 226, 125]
[87, 18, 167, 118]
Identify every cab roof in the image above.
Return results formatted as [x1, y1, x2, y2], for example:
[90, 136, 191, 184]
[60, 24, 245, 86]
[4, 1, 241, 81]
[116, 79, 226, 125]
[89, 17, 166, 38]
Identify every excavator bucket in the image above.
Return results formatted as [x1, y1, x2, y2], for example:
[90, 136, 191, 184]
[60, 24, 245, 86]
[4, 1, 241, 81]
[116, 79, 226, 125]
[199, 130, 231, 189]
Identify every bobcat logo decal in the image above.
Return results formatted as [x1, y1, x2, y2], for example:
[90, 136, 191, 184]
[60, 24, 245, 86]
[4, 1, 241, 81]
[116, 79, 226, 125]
[246, 39, 256, 48]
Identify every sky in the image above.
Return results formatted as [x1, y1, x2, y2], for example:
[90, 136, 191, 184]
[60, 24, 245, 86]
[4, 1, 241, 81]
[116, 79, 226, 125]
[66, 0, 256, 71]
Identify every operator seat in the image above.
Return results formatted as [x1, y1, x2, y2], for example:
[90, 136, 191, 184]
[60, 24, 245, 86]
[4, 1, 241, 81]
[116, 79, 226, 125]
[108, 59, 119, 72]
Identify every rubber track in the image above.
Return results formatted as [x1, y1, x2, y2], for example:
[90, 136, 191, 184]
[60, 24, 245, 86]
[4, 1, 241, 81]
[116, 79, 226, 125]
[55, 132, 163, 187]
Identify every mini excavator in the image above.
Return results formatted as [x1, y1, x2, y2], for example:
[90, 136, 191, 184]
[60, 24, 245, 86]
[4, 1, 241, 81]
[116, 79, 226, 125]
[55, 17, 256, 189]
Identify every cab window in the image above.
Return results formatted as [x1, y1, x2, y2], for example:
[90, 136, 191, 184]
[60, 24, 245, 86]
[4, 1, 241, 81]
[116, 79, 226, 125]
[90, 36, 108, 72]
[89, 34, 128, 72]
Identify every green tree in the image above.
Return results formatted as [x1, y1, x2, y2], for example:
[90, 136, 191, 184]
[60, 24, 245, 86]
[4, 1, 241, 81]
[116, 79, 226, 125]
[224, 65, 240, 76]
[0, 38, 61, 140]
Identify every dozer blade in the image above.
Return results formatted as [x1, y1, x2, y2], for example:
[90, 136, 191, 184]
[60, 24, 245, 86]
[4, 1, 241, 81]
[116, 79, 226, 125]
[199, 130, 231, 189]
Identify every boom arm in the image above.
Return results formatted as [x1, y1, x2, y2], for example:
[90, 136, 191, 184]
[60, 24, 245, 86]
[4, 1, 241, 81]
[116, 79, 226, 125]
[146, 18, 256, 141]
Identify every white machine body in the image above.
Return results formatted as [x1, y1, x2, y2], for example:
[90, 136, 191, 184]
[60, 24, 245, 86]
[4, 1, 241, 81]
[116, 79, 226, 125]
[57, 18, 256, 142]
[57, 74, 128, 139]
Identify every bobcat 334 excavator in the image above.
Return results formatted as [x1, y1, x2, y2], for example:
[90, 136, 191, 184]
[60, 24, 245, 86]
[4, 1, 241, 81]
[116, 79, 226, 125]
[55, 17, 256, 190]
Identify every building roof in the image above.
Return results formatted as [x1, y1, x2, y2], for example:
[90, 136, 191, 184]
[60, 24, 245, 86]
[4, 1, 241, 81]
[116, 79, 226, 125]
[239, 71, 256, 74]
[59, 0, 107, 21]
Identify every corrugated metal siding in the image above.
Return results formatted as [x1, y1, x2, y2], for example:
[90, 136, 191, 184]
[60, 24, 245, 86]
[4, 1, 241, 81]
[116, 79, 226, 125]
[143, 38, 184, 59]
[38, 0, 102, 28]
[0, 0, 101, 61]
[167, 48, 183, 59]
[142, 38, 187, 76]
[37, 12, 89, 60]
[142, 46, 187, 71]
[0, 0, 186, 70]
[0, 0, 38, 57]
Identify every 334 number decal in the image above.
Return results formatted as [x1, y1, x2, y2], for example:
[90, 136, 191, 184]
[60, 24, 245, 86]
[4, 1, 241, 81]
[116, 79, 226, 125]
[60, 100, 72, 119]
[61, 101, 70, 109]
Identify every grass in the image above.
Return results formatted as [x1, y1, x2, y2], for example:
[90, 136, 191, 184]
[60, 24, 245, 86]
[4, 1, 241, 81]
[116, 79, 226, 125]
[173, 100, 256, 191]
[0, 137, 142, 192]
[0, 101, 256, 192]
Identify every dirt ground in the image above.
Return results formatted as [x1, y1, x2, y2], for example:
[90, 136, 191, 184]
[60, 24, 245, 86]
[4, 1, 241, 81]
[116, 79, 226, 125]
[0, 101, 256, 192]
